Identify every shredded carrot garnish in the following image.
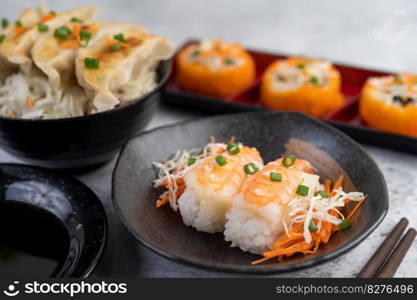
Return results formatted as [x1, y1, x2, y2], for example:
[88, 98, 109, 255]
[333, 175, 344, 191]
[60, 40, 78, 49]
[347, 196, 367, 220]
[6, 112, 15, 118]
[104, 37, 128, 48]
[39, 12, 55, 24]
[252, 175, 365, 265]
[324, 179, 331, 193]
[72, 24, 82, 42]
[25, 97, 36, 108]
[155, 178, 185, 208]
[13, 26, 26, 36]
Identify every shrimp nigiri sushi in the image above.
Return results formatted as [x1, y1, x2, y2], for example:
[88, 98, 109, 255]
[224, 156, 319, 254]
[176, 39, 255, 97]
[360, 73, 417, 137]
[153, 139, 263, 233]
[224, 155, 365, 260]
[260, 58, 344, 118]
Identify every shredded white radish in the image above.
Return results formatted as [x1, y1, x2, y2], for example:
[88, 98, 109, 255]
[287, 187, 365, 244]
[152, 142, 227, 210]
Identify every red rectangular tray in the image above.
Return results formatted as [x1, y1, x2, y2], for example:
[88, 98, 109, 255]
[163, 40, 417, 154]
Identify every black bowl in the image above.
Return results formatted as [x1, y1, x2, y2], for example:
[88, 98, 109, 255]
[0, 164, 107, 277]
[112, 111, 389, 274]
[0, 60, 172, 169]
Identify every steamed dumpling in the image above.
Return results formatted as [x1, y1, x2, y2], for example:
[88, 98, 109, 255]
[31, 7, 100, 90]
[75, 22, 175, 112]
[0, 5, 99, 76]
[0, 4, 47, 78]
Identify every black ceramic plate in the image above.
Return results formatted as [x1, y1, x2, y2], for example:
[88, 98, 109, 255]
[0, 164, 107, 277]
[112, 111, 388, 274]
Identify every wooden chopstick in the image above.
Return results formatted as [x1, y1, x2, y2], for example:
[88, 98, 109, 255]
[357, 217, 408, 278]
[377, 228, 417, 278]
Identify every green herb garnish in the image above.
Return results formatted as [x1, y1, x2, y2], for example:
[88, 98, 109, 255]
[226, 143, 240, 155]
[296, 184, 309, 196]
[339, 219, 352, 230]
[188, 157, 197, 166]
[309, 76, 318, 85]
[84, 57, 100, 69]
[270, 172, 282, 182]
[1, 18, 9, 29]
[70, 17, 83, 23]
[14, 20, 22, 27]
[244, 163, 259, 175]
[282, 155, 296, 168]
[215, 155, 227, 166]
[224, 57, 235, 65]
[79, 30, 91, 47]
[314, 190, 329, 198]
[111, 42, 122, 51]
[114, 33, 125, 43]
[54, 26, 71, 39]
[309, 220, 318, 232]
[0, 34, 5, 44]
[37, 24, 49, 32]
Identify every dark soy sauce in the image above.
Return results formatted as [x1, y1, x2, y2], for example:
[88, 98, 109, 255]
[0, 201, 70, 277]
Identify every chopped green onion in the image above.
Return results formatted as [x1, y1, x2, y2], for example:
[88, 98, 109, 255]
[114, 33, 125, 43]
[37, 24, 49, 32]
[314, 190, 329, 198]
[0, 34, 5, 44]
[308, 220, 318, 232]
[296, 184, 309, 196]
[309, 76, 318, 85]
[70, 17, 83, 23]
[84, 57, 100, 69]
[215, 155, 227, 166]
[111, 42, 122, 51]
[187, 157, 197, 166]
[339, 219, 352, 230]
[224, 57, 235, 65]
[79, 30, 91, 47]
[244, 163, 259, 175]
[270, 172, 282, 182]
[226, 143, 240, 155]
[1, 18, 9, 29]
[54, 26, 71, 39]
[14, 20, 22, 27]
[50, 11, 56, 16]
[190, 50, 199, 57]
[282, 155, 296, 168]
[296, 63, 304, 69]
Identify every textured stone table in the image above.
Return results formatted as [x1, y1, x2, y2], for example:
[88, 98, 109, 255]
[0, 0, 416, 277]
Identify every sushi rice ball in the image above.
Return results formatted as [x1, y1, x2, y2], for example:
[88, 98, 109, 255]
[224, 155, 366, 260]
[260, 57, 344, 118]
[224, 156, 319, 254]
[360, 73, 417, 137]
[153, 140, 263, 233]
[176, 39, 255, 97]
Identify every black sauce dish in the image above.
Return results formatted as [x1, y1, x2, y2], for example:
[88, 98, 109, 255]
[0, 164, 107, 277]
[112, 111, 388, 274]
[0, 60, 172, 169]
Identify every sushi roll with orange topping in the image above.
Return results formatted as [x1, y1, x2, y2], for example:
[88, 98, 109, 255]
[360, 73, 417, 137]
[260, 58, 344, 117]
[176, 39, 255, 97]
